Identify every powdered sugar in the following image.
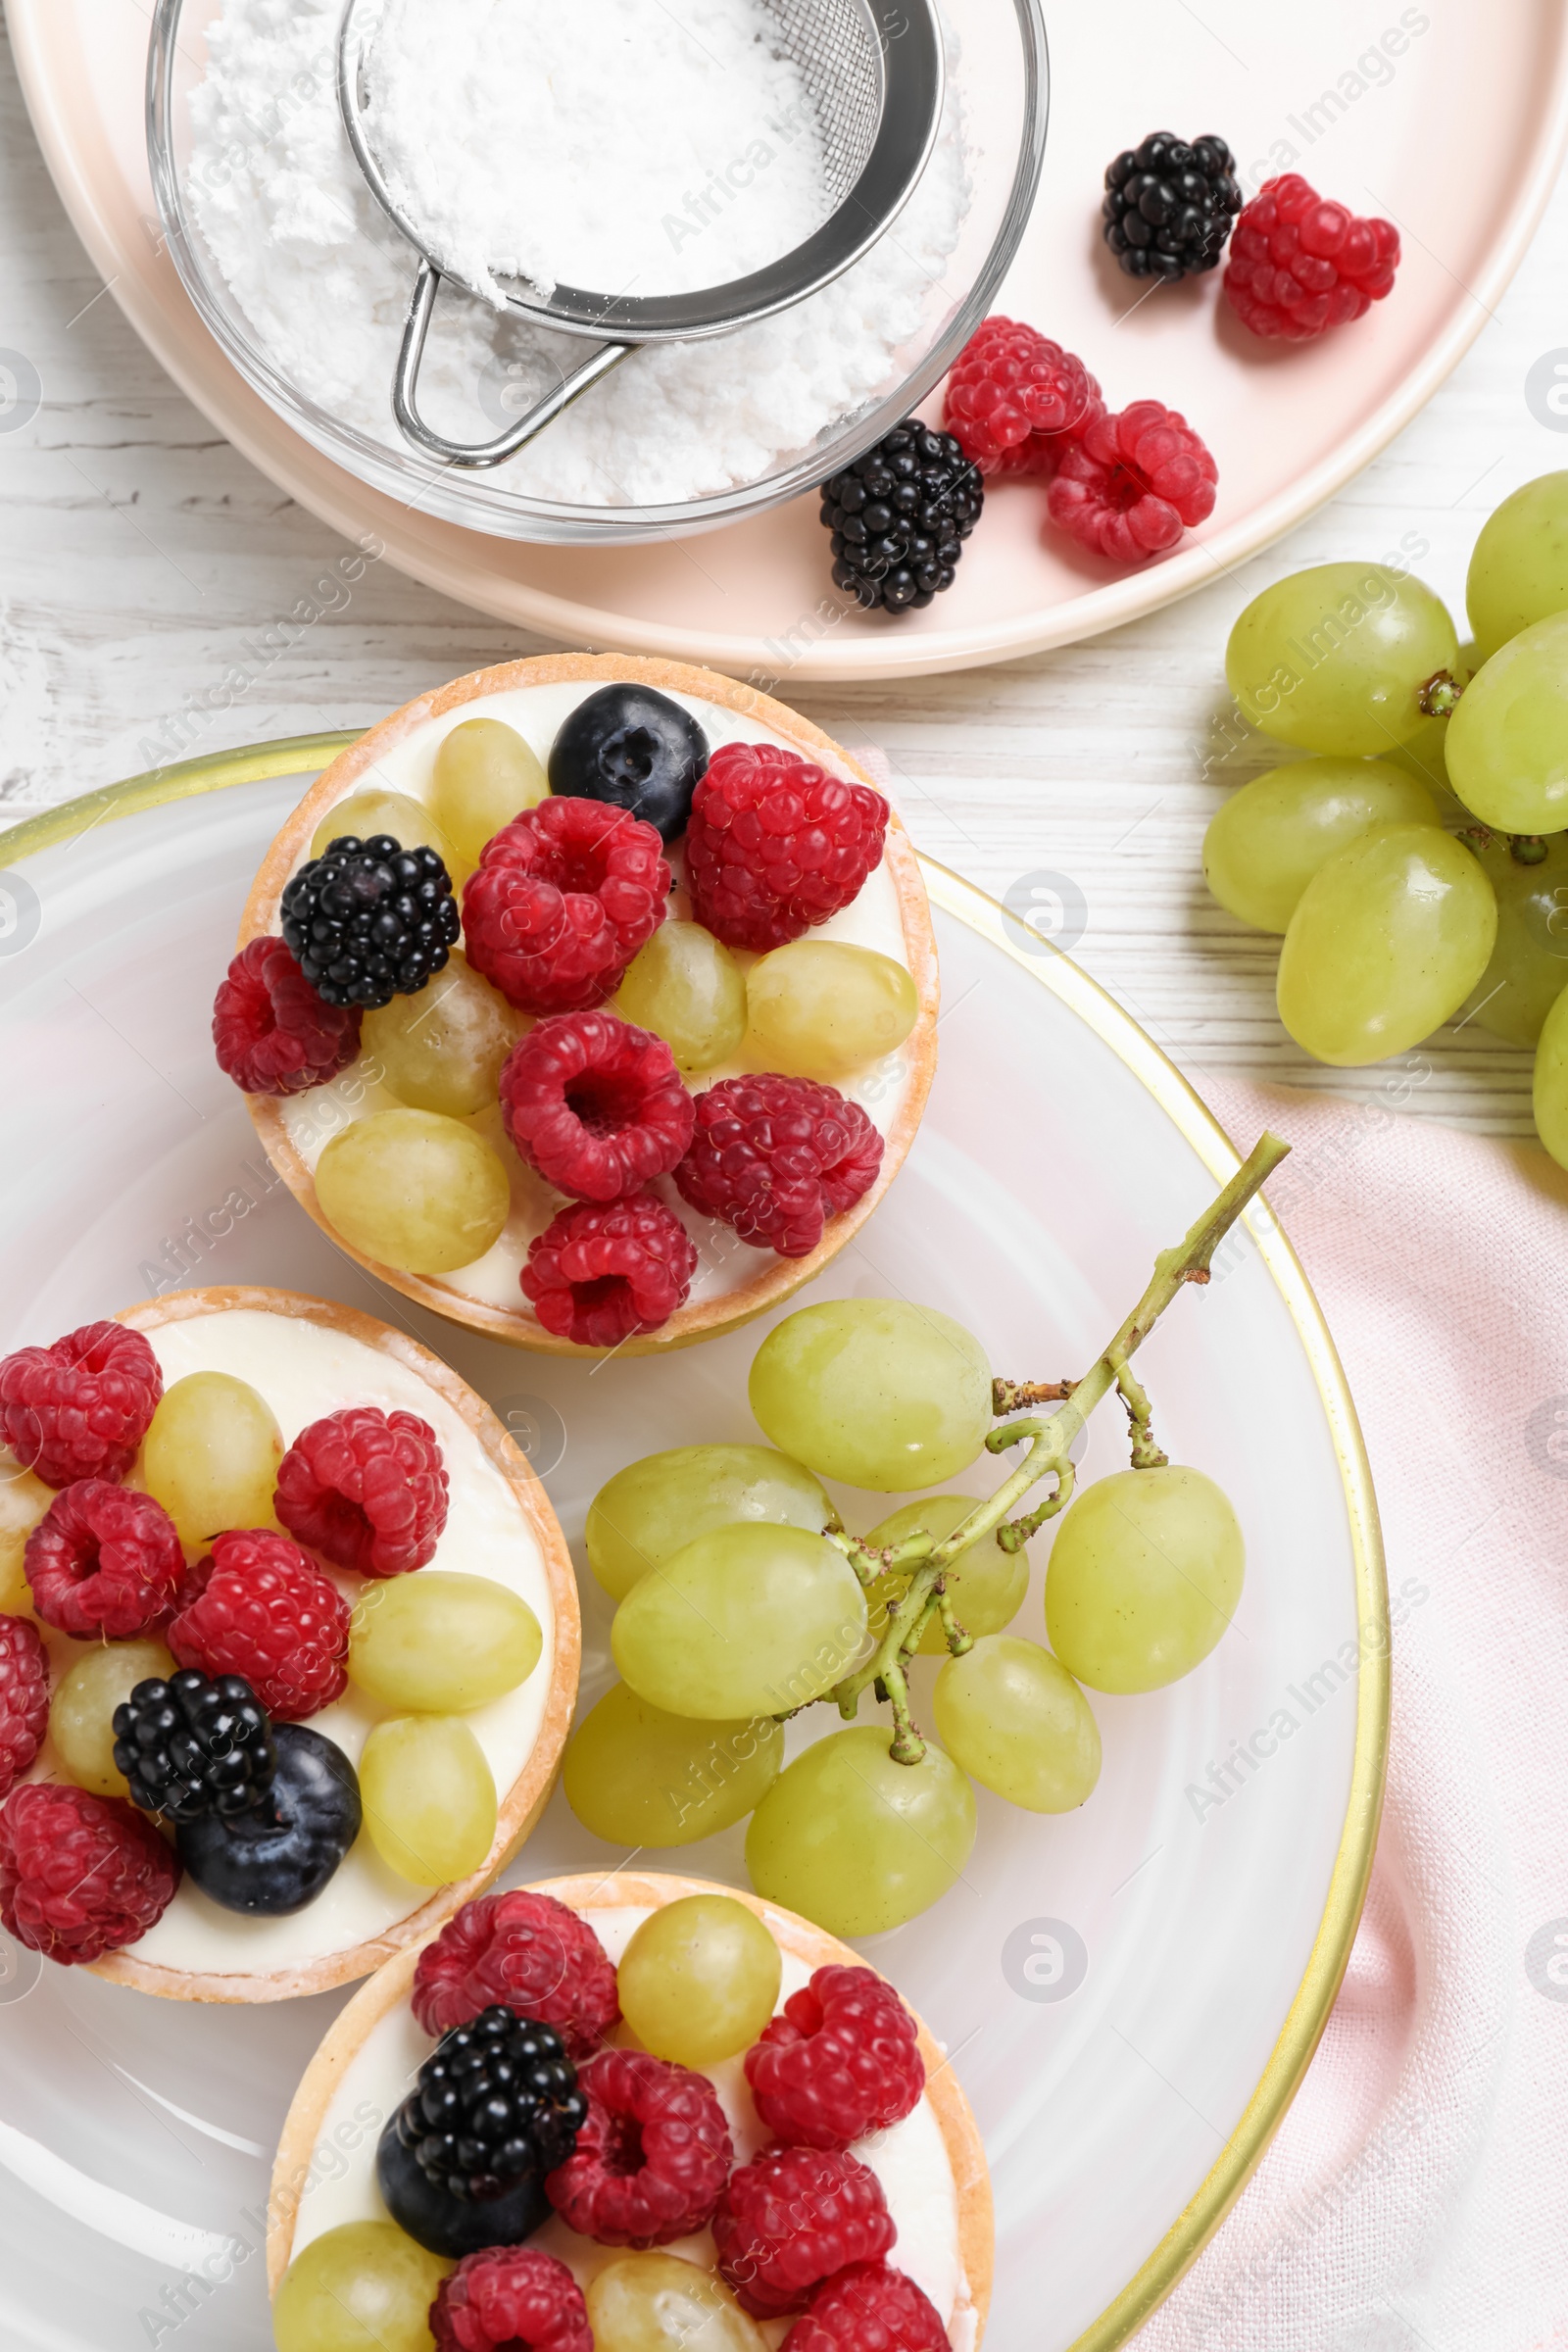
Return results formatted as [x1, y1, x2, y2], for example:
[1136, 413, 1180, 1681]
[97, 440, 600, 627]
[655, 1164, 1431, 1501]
[361, 0, 830, 306]
[186, 0, 969, 508]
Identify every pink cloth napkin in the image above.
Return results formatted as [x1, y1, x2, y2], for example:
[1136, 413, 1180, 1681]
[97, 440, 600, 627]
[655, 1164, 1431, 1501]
[1138, 1077, 1568, 2352]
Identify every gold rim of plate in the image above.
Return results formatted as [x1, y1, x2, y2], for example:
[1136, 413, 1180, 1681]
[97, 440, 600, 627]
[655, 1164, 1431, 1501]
[0, 738, 1390, 2352]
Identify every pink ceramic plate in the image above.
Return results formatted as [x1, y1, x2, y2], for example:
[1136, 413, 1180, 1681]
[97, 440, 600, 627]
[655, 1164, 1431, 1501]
[14, 0, 1568, 678]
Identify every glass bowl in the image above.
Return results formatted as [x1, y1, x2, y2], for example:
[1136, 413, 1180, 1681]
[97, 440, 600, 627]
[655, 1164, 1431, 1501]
[146, 0, 1048, 546]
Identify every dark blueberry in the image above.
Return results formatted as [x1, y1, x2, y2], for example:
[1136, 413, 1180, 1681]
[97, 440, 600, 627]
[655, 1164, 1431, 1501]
[176, 1723, 361, 1915]
[1102, 130, 1242, 281]
[547, 685, 710, 843]
[279, 834, 461, 1008]
[376, 2110, 554, 2260]
[112, 1671, 275, 1824]
[818, 420, 983, 616]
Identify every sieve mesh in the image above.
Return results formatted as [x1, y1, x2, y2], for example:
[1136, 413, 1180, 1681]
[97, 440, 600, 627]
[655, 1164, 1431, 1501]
[762, 0, 884, 207]
[332, 0, 941, 463]
[339, 0, 919, 328]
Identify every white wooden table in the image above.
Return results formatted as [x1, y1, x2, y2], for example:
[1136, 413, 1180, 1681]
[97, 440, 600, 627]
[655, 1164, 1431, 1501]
[2, 13, 1562, 1139]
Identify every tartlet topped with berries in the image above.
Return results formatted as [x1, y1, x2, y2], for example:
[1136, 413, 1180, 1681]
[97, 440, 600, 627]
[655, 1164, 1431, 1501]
[270, 1872, 992, 2351]
[0, 1291, 578, 2002]
[222, 656, 939, 1356]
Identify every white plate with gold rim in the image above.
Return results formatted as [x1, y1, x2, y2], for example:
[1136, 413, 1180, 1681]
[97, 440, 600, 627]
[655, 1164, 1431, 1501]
[0, 742, 1384, 2352]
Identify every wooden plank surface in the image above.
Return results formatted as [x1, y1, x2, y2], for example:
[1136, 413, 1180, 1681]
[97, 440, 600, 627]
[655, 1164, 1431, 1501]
[1, 14, 1562, 1137]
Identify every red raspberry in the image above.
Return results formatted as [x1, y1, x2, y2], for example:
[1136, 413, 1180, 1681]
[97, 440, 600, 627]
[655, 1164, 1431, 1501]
[713, 2146, 897, 2319]
[685, 744, 888, 954]
[546, 2048, 732, 2246]
[0, 1782, 180, 1964]
[1047, 402, 1217, 564]
[521, 1192, 698, 1348]
[499, 1011, 695, 1201]
[168, 1530, 351, 1721]
[463, 798, 670, 1014]
[212, 935, 363, 1096]
[413, 1889, 621, 2057]
[24, 1481, 183, 1639]
[0, 1616, 49, 1800]
[274, 1407, 448, 1578]
[1223, 172, 1399, 342]
[431, 2247, 592, 2352]
[745, 1966, 925, 2150]
[944, 317, 1103, 476]
[0, 1321, 162, 1490]
[674, 1076, 882, 1257]
[785, 2262, 950, 2351]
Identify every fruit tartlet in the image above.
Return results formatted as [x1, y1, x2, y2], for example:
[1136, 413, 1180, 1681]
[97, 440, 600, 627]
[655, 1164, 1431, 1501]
[0, 1292, 577, 2001]
[223, 656, 939, 1356]
[269, 1872, 992, 2351]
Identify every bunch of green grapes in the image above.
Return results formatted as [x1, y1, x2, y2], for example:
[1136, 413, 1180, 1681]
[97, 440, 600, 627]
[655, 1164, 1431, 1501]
[1209, 480, 1568, 1164]
[564, 1141, 1266, 1941]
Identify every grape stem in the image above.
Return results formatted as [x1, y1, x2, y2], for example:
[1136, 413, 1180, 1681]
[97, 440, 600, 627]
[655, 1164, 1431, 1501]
[1417, 670, 1462, 718]
[823, 1131, 1292, 1765]
[1458, 822, 1550, 868]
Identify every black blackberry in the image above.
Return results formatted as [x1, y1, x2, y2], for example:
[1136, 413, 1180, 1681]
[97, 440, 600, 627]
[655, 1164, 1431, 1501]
[279, 834, 461, 1008]
[819, 421, 984, 614]
[1102, 133, 1241, 282]
[112, 1671, 275, 1824]
[393, 2006, 586, 2204]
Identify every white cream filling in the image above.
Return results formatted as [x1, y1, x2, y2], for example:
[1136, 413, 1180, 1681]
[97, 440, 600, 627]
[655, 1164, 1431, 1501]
[287, 1902, 972, 2346]
[30, 1306, 557, 1976]
[274, 682, 920, 1316]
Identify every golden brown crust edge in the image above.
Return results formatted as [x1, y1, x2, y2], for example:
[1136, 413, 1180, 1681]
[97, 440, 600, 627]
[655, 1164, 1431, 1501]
[86, 1286, 581, 2004]
[267, 1868, 994, 2343]
[238, 655, 940, 1357]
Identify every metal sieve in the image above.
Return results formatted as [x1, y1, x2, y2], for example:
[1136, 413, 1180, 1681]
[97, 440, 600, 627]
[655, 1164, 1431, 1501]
[335, 0, 945, 467]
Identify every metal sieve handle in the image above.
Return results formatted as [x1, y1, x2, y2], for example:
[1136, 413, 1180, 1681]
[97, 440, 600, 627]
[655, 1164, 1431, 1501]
[392, 263, 630, 467]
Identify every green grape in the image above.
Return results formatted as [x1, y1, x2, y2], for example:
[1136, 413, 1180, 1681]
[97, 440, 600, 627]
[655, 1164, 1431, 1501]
[316, 1108, 511, 1274]
[749, 1299, 992, 1492]
[311, 789, 466, 885]
[745, 941, 919, 1076]
[51, 1640, 174, 1798]
[362, 953, 521, 1118]
[0, 1462, 50, 1615]
[1203, 759, 1441, 933]
[612, 1525, 866, 1720]
[360, 1715, 497, 1885]
[1466, 471, 1568, 662]
[138, 1372, 283, 1550]
[932, 1637, 1101, 1812]
[586, 1445, 833, 1602]
[863, 1494, 1027, 1655]
[349, 1573, 541, 1711]
[616, 1893, 782, 2066]
[1276, 824, 1496, 1065]
[1446, 614, 1568, 832]
[564, 1683, 783, 1846]
[615, 922, 747, 1072]
[1226, 564, 1458, 754]
[1454, 831, 1568, 1047]
[1045, 1466, 1244, 1693]
[273, 2221, 450, 2352]
[587, 2253, 767, 2352]
[746, 1726, 976, 1936]
[429, 717, 549, 868]
[1533, 982, 1568, 1170]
